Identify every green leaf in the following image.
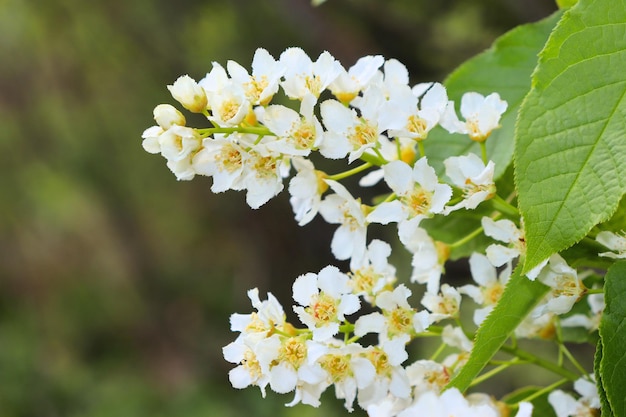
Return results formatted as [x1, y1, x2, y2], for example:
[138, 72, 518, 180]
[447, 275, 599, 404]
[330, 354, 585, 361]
[556, 0, 578, 9]
[426, 12, 561, 179]
[598, 260, 626, 416]
[445, 265, 550, 392]
[515, 0, 626, 272]
[595, 338, 614, 417]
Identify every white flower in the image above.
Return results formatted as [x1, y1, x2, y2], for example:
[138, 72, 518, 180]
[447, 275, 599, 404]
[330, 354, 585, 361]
[355, 285, 431, 366]
[198, 61, 230, 97]
[292, 265, 360, 341]
[153, 103, 186, 129]
[227, 47, 284, 105]
[460, 252, 511, 326]
[141, 125, 164, 154]
[421, 284, 461, 322]
[229, 288, 286, 340]
[280, 48, 343, 100]
[441, 324, 473, 353]
[318, 180, 369, 268]
[596, 230, 626, 258]
[357, 346, 411, 410]
[348, 239, 397, 301]
[561, 291, 604, 331]
[242, 147, 289, 209]
[263, 93, 324, 156]
[400, 227, 447, 294]
[316, 342, 377, 412]
[207, 82, 250, 127]
[382, 82, 449, 141]
[397, 388, 499, 417]
[268, 337, 328, 395]
[441, 92, 507, 142]
[482, 217, 525, 267]
[548, 375, 600, 417]
[328, 54, 385, 104]
[515, 308, 556, 339]
[287, 157, 327, 226]
[367, 58, 410, 100]
[167, 74, 208, 113]
[534, 254, 585, 316]
[405, 359, 449, 395]
[166, 157, 196, 181]
[158, 125, 201, 162]
[444, 153, 496, 213]
[192, 134, 249, 193]
[223, 333, 281, 397]
[368, 158, 452, 243]
[320, 85, 391, 162]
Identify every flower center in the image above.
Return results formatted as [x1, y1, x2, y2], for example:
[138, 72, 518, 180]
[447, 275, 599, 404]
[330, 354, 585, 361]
[307, 293, 338, 324]
[349, 121, 378, 148]
[280, 337, 307, 369]
[320, 353, 351, 383]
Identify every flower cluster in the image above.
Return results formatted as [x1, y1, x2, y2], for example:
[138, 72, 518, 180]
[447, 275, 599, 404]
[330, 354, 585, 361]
[142, 48, 605, 417]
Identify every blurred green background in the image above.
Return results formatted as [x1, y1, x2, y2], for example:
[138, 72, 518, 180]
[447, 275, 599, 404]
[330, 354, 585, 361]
[0, 0, 557, 415]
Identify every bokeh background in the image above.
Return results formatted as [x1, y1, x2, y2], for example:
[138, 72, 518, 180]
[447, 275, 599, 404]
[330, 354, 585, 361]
[1, 0, 558, 415]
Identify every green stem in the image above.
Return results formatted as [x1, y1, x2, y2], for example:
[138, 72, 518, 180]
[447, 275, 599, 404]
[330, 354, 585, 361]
[560, 343, 588, 377]
[429, 342, 447, 362]
[327, 162, 373, 181]
[491, 194, 519, 217]
[198, 126, 272, 136]
[500, 344, 579, 381]
[418, 141, 426, 159]
[586, 288, 604, 295]
[518, 378, 569, 404]
[448, 226, 484, 250]
[469, 358, 521, 388]
[480, 141, 488, 164]
[360, 151, 387, 166]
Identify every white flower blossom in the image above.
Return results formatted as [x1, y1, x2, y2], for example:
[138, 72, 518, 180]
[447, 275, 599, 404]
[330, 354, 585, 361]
[596, 230, 626, 258]
[460, 252, 511, 326]
[292, 265, 360, 341]
[444, 153, 496, 213]
[328, 54, 385, 104]
[421, 284, 461, 322]
[355, 284, 431, 366]
[482, 216, 525, 267]
[280, 48, 343, 100]
[397, 387, 499, 417]
[367, 158, 452, 242]
[561, 290, 604, 331]
[167, 74, 208, 113]
[287, 157, 327, 226]
[192, 134, 249, 193]
[534, 254, 585, 316]
[320, 85, 391, 162]
[153, 103, 186, 129]
[227, 47, 285, 105]
[441, 92, 507, 142]
[399, 226, 447, 294]
[381, 82, 448, 141]
[141, 125, 164, 154]
[319, 180, 369, 268]
[263, 93, 324, 156]
[348, 239, 397, 301]
[548, 375, 600, 417]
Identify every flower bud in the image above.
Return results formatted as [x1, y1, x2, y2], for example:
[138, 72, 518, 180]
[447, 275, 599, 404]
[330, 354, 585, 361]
[153, 104, 186, 129]
[167, 75, 208, 113]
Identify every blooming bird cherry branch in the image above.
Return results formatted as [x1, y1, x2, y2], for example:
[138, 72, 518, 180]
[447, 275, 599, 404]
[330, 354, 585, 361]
[142, 47, 607, 417]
